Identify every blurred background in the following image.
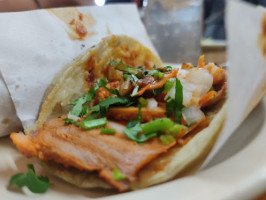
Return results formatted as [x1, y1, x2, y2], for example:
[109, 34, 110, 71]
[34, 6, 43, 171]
[0, 0, 265, 64]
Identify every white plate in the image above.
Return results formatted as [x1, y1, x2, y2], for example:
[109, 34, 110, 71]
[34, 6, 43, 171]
[1, 97, 265, 200]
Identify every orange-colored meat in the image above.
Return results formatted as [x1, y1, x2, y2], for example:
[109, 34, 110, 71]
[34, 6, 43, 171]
[198, 55, 205, 68]
[135, 68, 178, 96]
[107, 107, 166, 122]
[197, 55, 226, 85]
[199, 82, 227, 108]
[203, 63, 226, 85]
[10, 117, 175, 192]
[97, 81, 120, 100]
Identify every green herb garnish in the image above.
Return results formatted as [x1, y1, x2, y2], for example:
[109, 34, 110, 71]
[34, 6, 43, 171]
[97, 78, 119, 95]
[141, 118, 174, 134]
[64, 118, 76, 125]
[152, 87, 164, 95]
[8, 164, 52, 194]
[138, 97, 148, 107]
[152, 78, 175, 95]
[111, 61, 142, 77]
[163, 78, 175, 93]
[100, 128, 116, 134]
[131, 84, 139, 97]
[90, 96, 134, 116]
[168, 124, 188, 136]
[165, 78, 184, 123]
[209, 85, 214, 91]
[79, 117, 107, 130]
[159, 134, 175, 145]
[69, 87, 96, 117]
[124, 106, 157, 143]
[153, 71, 165, 79]
[113, 167, 126, 181]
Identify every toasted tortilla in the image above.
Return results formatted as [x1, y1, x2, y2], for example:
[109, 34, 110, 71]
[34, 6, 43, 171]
[24, 35, 226, 190]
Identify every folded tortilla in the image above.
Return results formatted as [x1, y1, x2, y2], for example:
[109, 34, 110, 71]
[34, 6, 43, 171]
[11, 35, 226, 191]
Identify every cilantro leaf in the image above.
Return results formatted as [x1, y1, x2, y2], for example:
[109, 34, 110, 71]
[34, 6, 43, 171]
[8, 164, 52, 194]
[124, 123, 157, 143]
[69, 87, 96, 116]
[89, 96, 135, 120]
[84, 112, 102, 121]
[165, 78, 184, 123]
[64, 118, 80, 126]
[124, 106, 157, 143]
[97, 96, 133, 113]
[153, 87, 164, 95]
[97, 78, 119, 95]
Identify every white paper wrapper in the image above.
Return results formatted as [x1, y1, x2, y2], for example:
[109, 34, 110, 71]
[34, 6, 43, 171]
[0, 73, 22, 135]
[202, 0, 266, 167]
[0, 4, 157, 136]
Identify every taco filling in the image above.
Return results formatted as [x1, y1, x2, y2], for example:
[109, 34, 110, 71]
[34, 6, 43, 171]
[10, 36, 227, 192]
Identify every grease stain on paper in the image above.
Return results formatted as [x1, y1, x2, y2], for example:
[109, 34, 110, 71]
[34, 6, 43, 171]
[106, 25, 112, 35]
[258, 13, 266, 58]
[1, 118, 9, 124]
[48, 7, 97, 41]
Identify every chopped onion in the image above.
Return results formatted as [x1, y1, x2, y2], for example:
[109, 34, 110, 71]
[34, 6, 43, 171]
[67, 113, 80, 121]
[182, 106, 205, 126]
[185, 68, 213, 98]
[147, 98, 158, 110]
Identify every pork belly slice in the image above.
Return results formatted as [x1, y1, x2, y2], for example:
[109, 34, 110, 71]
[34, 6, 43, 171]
[10, 117, 175, 191]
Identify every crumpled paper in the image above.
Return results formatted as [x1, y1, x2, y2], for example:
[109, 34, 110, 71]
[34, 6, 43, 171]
[0, 4, 156, 136]
[202, 0, 266, 167]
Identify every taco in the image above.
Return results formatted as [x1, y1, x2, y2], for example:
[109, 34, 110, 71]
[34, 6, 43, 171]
[10, 35, 227, 192]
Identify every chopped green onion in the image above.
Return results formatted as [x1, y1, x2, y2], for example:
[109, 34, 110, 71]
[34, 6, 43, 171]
[141, 118, 174, 134]
[131, 84, 139, 97]
[169, 124, 188, 136]
[113, 167, 126, 181]
[163, 78, 175, 93]
[163, 66, 172, 72]
[80, 107, 89, 116]
[79, 117, 107, 130]
[100, 128, 116, 134]
[8, 164, 52, 194]
[153, 71, 165, 80]
[123, 74, 130, 80]
[159, 135, 175, 145]
[113, 61, 141, 75]
[138, 97, 148, 107]
[64, 118, 77, 125]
